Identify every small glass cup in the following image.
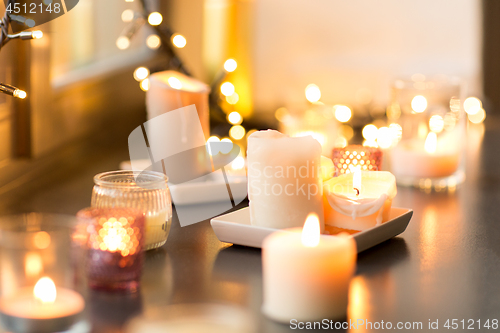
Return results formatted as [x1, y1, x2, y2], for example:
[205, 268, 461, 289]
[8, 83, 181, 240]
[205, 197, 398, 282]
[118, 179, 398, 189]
[92, 170, 172, 250]
[388, 76, 466, 190]
[77, 207, 145, 293]
[332, 145, 383, 176]
[0, 214, 87, 333]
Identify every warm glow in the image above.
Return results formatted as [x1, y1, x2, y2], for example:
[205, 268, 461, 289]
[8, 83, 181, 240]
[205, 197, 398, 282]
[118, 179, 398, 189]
[231, 156, 245, 170]
[353, 168, 362, 194]
[121, 9, 134, 22]
[146, 35, 161, 49]
[429, 115, 444, 133]
[168, 77, 182, 90]
[116, 36, 130, 50]
[133, 67, 149, 82]
[220, 82, 235, 96]
[301, 213, 320, 247]
[33, 231, 51, 249]
[335, 136, 348, 148]
[362, 124, 378, 141]
[206, 136, 220, 156]
[93, 217, 139, 256]
[424, 132, 437, 154]
[172, 34, 187, 48]
[25, 252, 43, 278]
[34, 277, 56, 304]
[418, 122, 428, 139]
[229, 125, 246, 140]
[376, 126, 393, 149]
[340, 125, 354, 141]
[14, 89, 27, 99]
[389, 123, 403, 141]
[468, 108, 486, 124]
[463, 97, 481, 115]
[32, 31, 43, 39]
[227, 111, 243, 125]
[148, 12, 163, 26]
[140, 78, 150, 91]
[411, 95, 427, 113]
[334, 105, 352, 123]
[305, 84, 321, 103]
[224, 59, 237, 72]
[226, 93, 239, 105]
[293, 131, 326, 147]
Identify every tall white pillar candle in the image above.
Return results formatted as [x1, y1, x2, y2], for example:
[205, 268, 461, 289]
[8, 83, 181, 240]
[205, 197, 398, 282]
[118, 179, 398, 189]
[262, 214, 357, 322]
[247, 130, 324, 229]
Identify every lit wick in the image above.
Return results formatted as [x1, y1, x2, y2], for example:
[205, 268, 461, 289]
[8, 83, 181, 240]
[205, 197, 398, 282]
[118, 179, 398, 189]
[353, 188, 360, 196]
[352, 168, 361, 197]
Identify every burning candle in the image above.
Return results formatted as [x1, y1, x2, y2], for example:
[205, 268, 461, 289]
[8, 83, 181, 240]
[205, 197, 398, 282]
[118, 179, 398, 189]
[0, 277, 85, 333]
[262, 214, 357, 322]
[323, 171, 397, 233]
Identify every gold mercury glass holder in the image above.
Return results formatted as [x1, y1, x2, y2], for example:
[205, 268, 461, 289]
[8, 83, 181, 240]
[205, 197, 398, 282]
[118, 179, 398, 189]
[91, 170, 172, 250]
[387, 76, 466, 191]
[0, 213, 89, 333]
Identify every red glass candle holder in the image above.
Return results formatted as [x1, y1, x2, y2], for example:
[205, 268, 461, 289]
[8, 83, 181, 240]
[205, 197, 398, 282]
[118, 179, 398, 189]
[332, 145, 383, 176]
[77, 208, 145, 293]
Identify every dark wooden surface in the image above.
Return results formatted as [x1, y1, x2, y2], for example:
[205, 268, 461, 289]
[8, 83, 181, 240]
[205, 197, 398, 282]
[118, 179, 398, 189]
[0, 119, 498, 332]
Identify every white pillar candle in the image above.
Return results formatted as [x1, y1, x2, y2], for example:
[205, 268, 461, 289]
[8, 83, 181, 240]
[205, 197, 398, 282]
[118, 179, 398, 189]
[247, 130, 324, 229]
[262, 214, 357, 322]
[391, 132, 461, 179]
[323, 170, 397, 232]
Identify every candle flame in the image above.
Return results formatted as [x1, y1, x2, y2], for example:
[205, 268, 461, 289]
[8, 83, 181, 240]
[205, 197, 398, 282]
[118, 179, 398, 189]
[301, 213, 320, 247]
[33, 277, 56, 304]
[424, 132, 437, 154]
[353, 167, 362, 195]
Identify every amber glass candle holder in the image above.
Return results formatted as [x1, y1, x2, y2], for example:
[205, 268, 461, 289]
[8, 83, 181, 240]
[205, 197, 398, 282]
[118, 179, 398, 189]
[332, 145, 383, 176]
[77, 207, 145, 293]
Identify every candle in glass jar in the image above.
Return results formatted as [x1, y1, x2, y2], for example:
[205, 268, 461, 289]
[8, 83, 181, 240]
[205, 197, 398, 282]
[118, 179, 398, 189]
[0, 277, 85, 333]
[262, 214, 357, 322]
[391, 132, 461, 179]
[323, 170, 397, 232]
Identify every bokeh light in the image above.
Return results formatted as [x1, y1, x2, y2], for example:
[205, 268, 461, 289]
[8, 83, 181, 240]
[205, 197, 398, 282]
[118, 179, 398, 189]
[116, 36, 130, 50]
[133, 67, 149, 82]
[140, 78, 150, 91]
[172, 34, 187, 48]
[411, 95, 427, 113]
[429, 115, 444, 133]
[229, 125, 246, 140]
[376, 126, 393, 149]
[206, 136, 220, 156]
[121, 9, 134, 22]
[168, 77, 182, 90]
[334, 105, 352, 123]
[463, 97, 481, 115]
[305, 84, 321, 103]
[227, 111, 243, 125]
[146, 35, 161, 49]
[148, 12, 163, 26]
[468, 108, 486, 124]
[226, 93, 239, 105]
[220, 82, 235, 96]
[224, 59, 237, 72]
[362, 124, 378, 141]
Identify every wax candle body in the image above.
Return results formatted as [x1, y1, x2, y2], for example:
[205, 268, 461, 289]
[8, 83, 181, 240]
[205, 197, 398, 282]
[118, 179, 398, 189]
[262, 230, 356, 322]
[323, 171, 397, 231]
[0, 288, 84, 333]
[391, 140, 460, 179]
[247, 130, 324, 229]
[144, 212, 170, 248]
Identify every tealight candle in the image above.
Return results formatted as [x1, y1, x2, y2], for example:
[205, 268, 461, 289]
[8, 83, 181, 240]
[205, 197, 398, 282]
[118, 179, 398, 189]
[323, 170, 397, 232]
[262, 214, 357, 322]
[0, 277, 85, 333]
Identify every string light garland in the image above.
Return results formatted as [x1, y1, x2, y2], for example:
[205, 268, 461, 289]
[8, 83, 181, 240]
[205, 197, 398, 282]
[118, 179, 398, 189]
[0, 0, 44, 99]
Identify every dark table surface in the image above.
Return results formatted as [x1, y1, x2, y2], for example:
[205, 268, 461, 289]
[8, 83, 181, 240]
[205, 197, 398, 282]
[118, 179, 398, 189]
[0, 119, 498, 333]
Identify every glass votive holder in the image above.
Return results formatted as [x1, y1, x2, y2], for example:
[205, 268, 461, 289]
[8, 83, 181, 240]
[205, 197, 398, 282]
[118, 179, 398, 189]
[332, 145, 383, 176]
[0, 214, 87, 333]
[92, 170, 172, 250]
[388, 76, 466, 189]
[77, 207, 145, 293]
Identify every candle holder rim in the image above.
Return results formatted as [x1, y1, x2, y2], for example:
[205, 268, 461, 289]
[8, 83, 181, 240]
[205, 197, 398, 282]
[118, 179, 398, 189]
[94, 170, 168, 190]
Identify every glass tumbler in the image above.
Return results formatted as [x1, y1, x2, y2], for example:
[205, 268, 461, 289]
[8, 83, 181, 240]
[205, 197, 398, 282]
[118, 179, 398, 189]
[0, 214, 87, 333]
[92, 170, 172, 251]
[388, 76, 466, 190]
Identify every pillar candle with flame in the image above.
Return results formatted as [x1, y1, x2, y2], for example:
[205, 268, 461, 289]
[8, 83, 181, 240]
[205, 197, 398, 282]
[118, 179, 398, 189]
[0, 276, 85, 333]
[262, 214, 357, 323]
[323, 170, 397, 233]
[391, 131, 461, 179]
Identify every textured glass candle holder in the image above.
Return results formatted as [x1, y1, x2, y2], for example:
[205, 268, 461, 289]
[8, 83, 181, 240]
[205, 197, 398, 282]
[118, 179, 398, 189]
[388, 76, 466, 190]
[77, 207, 145, 293]
[0, 214, 87, 333]
[92, 170, 172, 250]
[332, 145, 383, 177]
